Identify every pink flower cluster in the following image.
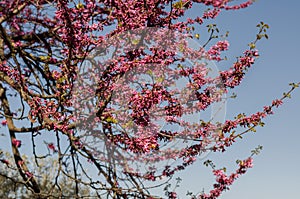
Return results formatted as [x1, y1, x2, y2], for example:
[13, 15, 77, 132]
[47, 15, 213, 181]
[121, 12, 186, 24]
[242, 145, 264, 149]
[225, 1, 254, 10]
[220, 50, 259, 88]
[203, 8, 221, 19]
[272, 99, 283, 107]
[129, 84, 182, 127]
[193, 0, 253, 10]
[200, 158, 253, 199]
[1, 120, 7, 126]
[12, 138, 21, 148]
[47, 143, 58, 153]
[207, 41, 229, 61]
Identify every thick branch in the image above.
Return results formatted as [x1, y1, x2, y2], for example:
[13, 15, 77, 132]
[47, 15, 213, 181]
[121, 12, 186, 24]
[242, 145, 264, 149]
[0, 83, 41, 196]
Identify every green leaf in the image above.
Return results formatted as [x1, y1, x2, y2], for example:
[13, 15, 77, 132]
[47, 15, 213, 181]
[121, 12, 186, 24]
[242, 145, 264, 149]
[178, 43, 185, 52]
[146, 70, 153, 76]
[264, 24, 270, 29]
[156, 76, 165, 83]
[265, 34, 269, 39]
[173, 0, 184, 9]
[289, 82, 299, 88]
[259, 122, 265, 127]
[250, 127, 256, 132]
[283, 92, 291, 98]
[203, 160, 215, 169]
[249, 43, 256, 49]
[235, 113, 245, 119]
[230, 92, 237, 98]
[105, 116, 118, 124]
[222, 167, 227, 172]
[131, 38, 140, 45]
[251, 145, 263, 156]
[76, 3, 84, 9]
[256, 34, 262, 40]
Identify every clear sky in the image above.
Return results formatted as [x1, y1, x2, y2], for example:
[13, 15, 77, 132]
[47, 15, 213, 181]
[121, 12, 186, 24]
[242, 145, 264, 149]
[173, 1, 300, 198]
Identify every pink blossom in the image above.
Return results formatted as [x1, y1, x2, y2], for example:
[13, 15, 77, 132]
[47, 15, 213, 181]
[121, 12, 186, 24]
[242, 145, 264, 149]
[12, 138, 21, 148]
[25, 171, 33, 178]
[1, 120, 7, 126]
[272, 99, 283, 107]
[17, 160, 24, 166]
[207, 40, 229, 61]
[203, 8, 221, 19]
[47, 143, 57, 152]
[168, 192, 177, 199]
[200, 157, 254, 199]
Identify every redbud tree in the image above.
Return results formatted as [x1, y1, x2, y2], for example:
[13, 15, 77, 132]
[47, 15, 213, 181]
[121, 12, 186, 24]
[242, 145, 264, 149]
[0, 0, 298, 198]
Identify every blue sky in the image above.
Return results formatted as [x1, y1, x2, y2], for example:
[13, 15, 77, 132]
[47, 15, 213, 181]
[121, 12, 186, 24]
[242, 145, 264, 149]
[173, 1, 300, 198]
